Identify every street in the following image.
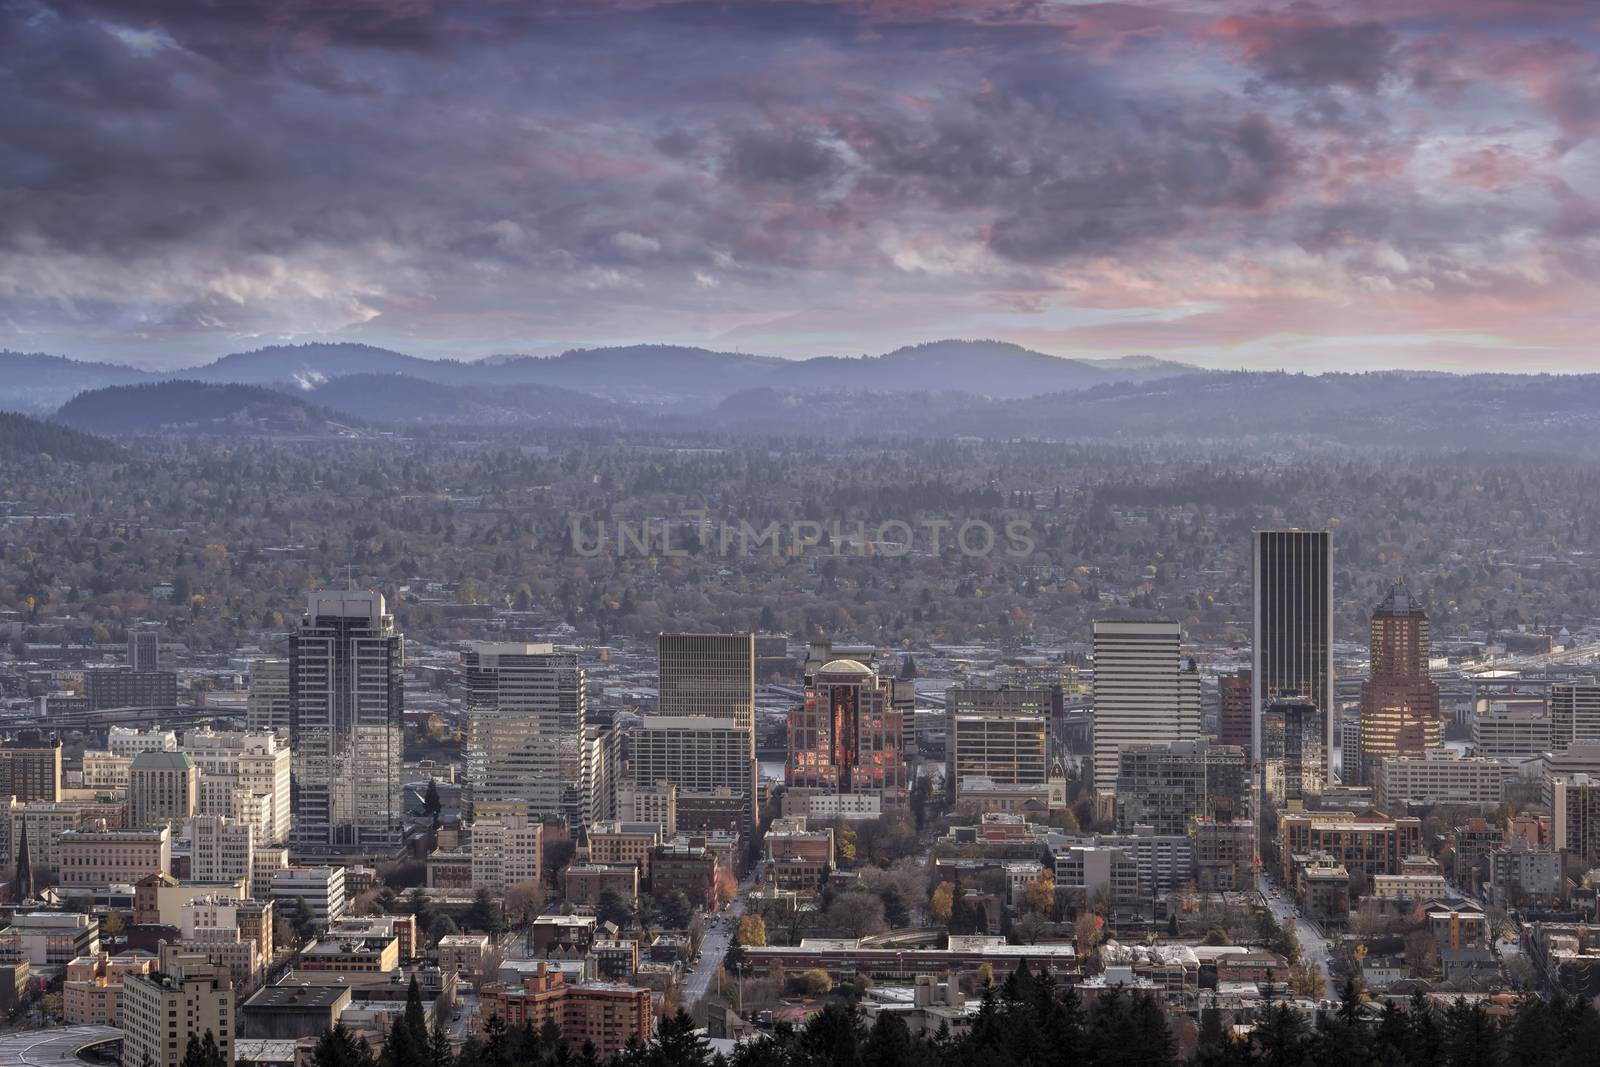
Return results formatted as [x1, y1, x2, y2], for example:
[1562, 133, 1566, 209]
[449, 990, 478, 1040]
[1257, 871, 1332, 991]
[682, 862, 760, 1004]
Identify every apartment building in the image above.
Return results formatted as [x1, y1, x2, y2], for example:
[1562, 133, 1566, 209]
[120, 946, 235, 1067]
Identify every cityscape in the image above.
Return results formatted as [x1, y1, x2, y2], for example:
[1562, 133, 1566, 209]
[5, 0, 1600, 1066]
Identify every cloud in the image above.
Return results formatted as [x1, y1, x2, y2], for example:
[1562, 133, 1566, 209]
[0, 0, 1596, 368]
[1210, 11, 1398, 93]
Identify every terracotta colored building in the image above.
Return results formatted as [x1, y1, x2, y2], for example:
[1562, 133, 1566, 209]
[478, 962, 653, 1057]
[1357, 583, 1440, 783]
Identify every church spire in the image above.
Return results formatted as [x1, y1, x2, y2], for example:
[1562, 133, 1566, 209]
[12, 821, 33, 904]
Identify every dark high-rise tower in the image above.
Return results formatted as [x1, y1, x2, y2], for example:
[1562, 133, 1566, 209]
[1252, 530, 1333, 802]
[289, 590, 404, 855]
[1356, 582, 1440, 782]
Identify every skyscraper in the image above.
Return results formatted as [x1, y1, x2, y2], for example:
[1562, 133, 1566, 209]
[288, 590, 403, 855]
[128, 624, 160, 672]
[463, 642, 586, 822]
[631, 716, 758, 832]
[1090, 620, 1201, 792]
[1252, 530, 1333, 801]
[657, 633, 755, 732]
[1356, 582, 1440, 783]
[787, 658, 908, 801]
[650, 632, 757, 825]
[247, 659, 291, 736]
[1550, 681, 1600, 751]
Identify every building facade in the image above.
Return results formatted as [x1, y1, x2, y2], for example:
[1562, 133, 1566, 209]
[1356, 583, 1441, 783]
[463, 643, 586, 822]
[786, 659, 908, 802]
[289, 590, 404, 855]
[121, 946, 235, 1067]
[129, 751, 199, 828]
[1090, 620, 1200, 792]
[1252, 530, 1333, 801]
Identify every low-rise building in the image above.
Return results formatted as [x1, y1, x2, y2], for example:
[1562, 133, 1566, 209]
[561, 863, 637, 906]
[269, 866, 346, 927]
[1373, 751, 1509, 811]
[64, 951, 156, 1024]
[1372, 874, 1449, 902]
[438, 934, 491, 977]
[58, 825, 171, 887]
[1277, 810, 1423, 884]
[0, 911, 99, 967]
[1489, 839, 1564, 908]
[241, 983, 352, 1041]
[585, 822, 661, 875]
[476, 962, 653, 1058]
[651, 843, 719, 907]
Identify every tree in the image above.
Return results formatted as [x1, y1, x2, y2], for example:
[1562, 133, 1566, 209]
[825, 889, 887, 938]
[102, 910, 125, 938]
[407, 886, 436, 932]
[657, 891, 694, 930]
[181, 1032, 227, 1067]
[790, 968, 833, 995]
[504, 880, 546, 929]
[289, 896, 317, 941]
[930, 881, 955, 925]
[878, 886, 910, 928]
[1073, 911, 1106, 956]
[650, 1008, 710, 1067]
[380, 978, 429, 1067]
[735, 913, 768, 947]
[423, 779, 442, 818]
[1020, 872, 1056, 917]
[596, 888, 635, 930]
[312, 1026, 377, 1067]
[465, 888, 503, 934]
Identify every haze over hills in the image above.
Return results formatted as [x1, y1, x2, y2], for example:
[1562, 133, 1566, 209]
[0, 339, 1198, 413]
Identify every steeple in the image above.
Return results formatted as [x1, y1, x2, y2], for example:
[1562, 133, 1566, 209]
[12, 821, 33, 904]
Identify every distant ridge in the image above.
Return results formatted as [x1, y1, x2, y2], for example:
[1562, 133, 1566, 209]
[0, 339, 1198, 412]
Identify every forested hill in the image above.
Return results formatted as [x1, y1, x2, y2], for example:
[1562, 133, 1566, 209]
[0, 411, 121, 463]
[55, 381, 357, 436]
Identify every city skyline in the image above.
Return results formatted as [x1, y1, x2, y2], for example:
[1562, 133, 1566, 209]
[3, 1, 1597, 371]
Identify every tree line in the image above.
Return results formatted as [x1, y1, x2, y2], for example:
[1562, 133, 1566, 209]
[294, 966, 1600, 1067]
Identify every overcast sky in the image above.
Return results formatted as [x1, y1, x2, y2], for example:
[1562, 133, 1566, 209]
[4, 0, 1599, 370]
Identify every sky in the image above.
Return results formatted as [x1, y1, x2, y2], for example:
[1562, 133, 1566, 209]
[3, 0, 1599, 371]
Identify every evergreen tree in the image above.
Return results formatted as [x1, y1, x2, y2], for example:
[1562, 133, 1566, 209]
[312, 1026, 378, 1067]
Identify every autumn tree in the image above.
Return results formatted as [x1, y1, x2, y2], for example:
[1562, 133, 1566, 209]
[735, 914, 768, 947]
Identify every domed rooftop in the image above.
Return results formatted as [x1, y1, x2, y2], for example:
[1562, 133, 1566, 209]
[818, 658, 874, 676]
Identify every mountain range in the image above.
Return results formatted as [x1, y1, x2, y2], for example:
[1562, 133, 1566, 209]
[0, 340, 1195, 415]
